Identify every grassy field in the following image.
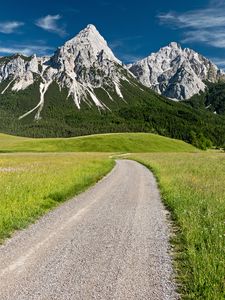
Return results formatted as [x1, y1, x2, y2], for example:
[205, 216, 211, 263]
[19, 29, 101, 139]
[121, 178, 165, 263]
[0, 153, 114, 243]
[131, 152, 225, 299]
[0, 132, 197, 153]
[0, 133, 196, 243]
[1, 132, 223, 298]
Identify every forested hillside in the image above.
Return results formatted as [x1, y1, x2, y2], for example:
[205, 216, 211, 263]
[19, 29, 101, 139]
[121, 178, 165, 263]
[1, 80, 225, 149]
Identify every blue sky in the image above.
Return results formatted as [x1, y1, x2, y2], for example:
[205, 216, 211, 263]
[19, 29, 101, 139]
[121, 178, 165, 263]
[0, 0, 225, 68]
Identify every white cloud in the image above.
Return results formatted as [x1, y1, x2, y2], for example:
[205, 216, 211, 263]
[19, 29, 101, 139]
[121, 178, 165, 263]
[109, 35, 143, 49]
[109, 35, 143, 63]
[0, 21, 24, 34]
[159, 9, 225, 29]
[210, 57, 225, 69]
[158, 1, 225, 49]
[109, 40, 124, 50]
[0, 44, 54, 56]
[182, 30, 225, 48]
[119, 53, 143, 63]
[209, 0, 225, 6]
[35, 14, 67, 36]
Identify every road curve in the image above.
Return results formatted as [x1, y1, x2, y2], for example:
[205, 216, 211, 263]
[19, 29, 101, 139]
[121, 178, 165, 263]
[0, 160, 178, 300]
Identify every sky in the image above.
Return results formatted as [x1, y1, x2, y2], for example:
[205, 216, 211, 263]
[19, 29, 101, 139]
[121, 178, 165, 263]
[0, 0, 225, 69]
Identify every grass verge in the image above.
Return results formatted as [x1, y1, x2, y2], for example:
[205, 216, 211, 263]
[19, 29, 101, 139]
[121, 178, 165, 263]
[131, 152, 225, 299]
[0, 153, 114, 243]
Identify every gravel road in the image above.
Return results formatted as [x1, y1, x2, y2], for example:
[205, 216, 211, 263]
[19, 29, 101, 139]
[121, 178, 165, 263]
[0, 160, 178, 300]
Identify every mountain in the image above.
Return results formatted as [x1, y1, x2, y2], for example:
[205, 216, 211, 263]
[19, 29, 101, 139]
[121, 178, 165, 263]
[0, 25, 225, 149]
[129, 42, 224, 100]
[0, 24, 135, 120]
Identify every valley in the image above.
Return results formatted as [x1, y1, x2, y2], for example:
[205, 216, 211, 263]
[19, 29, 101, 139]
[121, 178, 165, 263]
[0, 12, 224, 299]
[0, 25, 225, 150]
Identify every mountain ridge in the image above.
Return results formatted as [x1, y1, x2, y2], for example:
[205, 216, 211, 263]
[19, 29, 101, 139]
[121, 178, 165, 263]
[0, 24, 224, 113]
[0, 24, 225, 148]
[0, 24, 135, 120]
[129, 42, 224, 100]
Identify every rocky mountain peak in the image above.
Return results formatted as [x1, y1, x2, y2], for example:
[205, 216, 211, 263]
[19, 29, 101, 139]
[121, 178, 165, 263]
[0, 25, 224, 122]
[129, 43, 223, 100]
[0, 24, 131, 120]
[60, 24, 121, 66]
[168, 42, 181, 49]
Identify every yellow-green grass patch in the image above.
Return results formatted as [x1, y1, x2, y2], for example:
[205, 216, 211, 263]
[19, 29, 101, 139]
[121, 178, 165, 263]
[131, 152, 225, 299]
[0, 133, 197, 153]
[0, 152, 114, 243]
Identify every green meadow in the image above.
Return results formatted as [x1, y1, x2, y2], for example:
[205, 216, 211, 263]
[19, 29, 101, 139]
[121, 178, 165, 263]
[0, 132, 224, 298]
[0, 152, 114, 243]
[0, 132, 195, 242]
[0, 132, 197, 153]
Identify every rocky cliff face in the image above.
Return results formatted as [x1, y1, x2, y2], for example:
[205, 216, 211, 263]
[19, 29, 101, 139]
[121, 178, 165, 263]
[129, 42, 224, 100]
[46, 24, 127, 110]
[0, 25, 133, 120]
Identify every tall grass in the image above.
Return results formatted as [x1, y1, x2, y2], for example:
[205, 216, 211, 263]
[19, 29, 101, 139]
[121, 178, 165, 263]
[132, 152, 225, 299]
[0, 153, 114, 243]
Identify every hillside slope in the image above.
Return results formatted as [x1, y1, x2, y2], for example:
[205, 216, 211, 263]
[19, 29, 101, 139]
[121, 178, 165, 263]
[185, 81, 225, 115]
[1, 81, 225, 147]
[0, 132, 197, 153]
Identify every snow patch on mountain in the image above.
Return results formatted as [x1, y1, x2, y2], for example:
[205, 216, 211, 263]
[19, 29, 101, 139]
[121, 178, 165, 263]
[114, 81, 123, 98]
